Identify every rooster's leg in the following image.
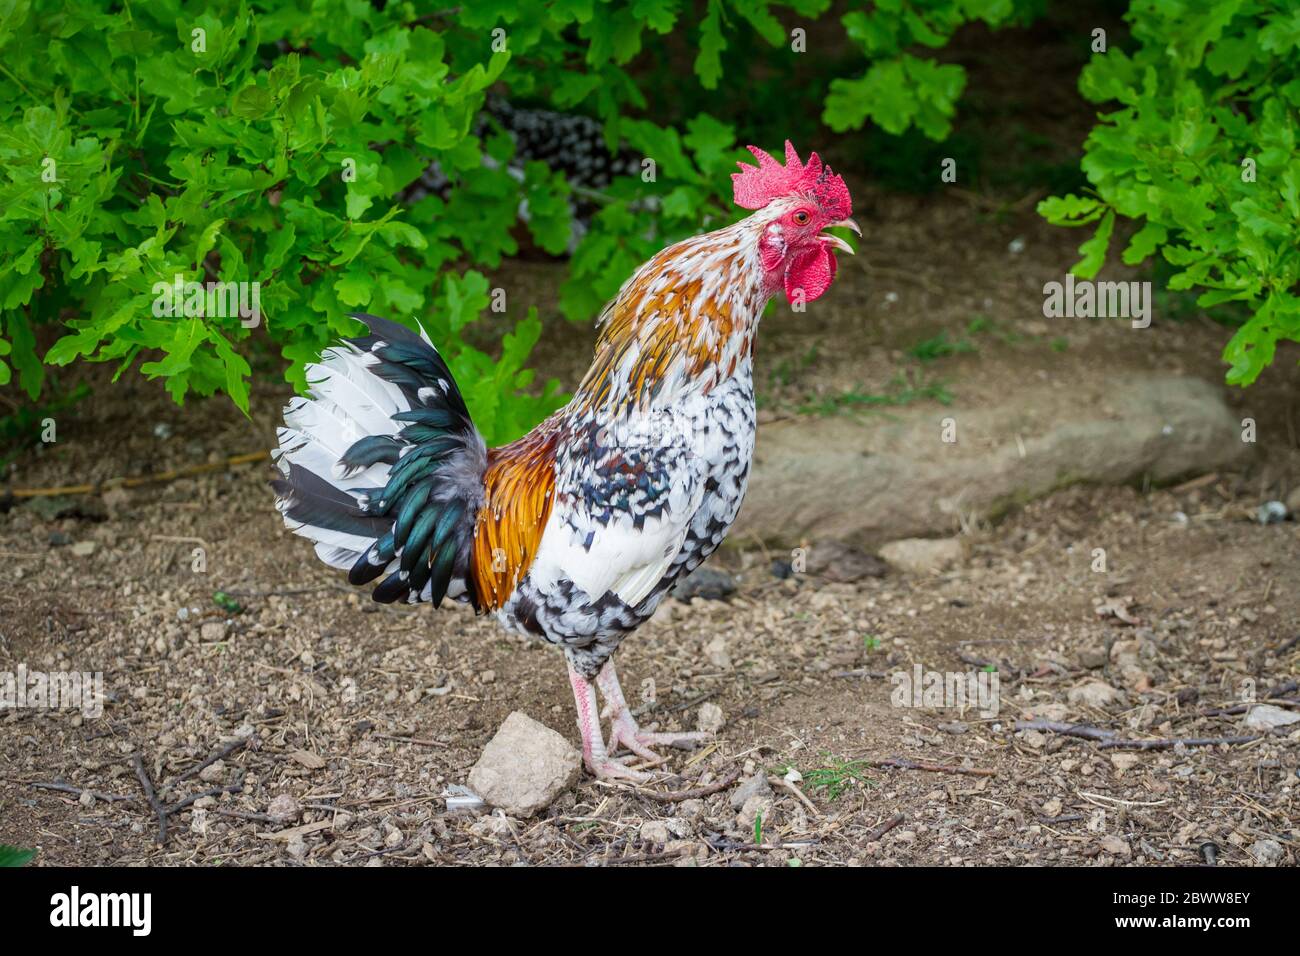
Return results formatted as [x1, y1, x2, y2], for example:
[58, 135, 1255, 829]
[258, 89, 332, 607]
[567, 661, 654, 782]
[596, 658, 711, 763]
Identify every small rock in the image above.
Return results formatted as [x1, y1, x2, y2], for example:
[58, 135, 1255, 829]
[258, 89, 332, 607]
[696, 701, 725, 734]
[199, 621, 225, 641]
[198, 759, 226, 783]
[1017, 729, 1046, 749]
[737, 794, 773, 829]
[1068, 680, 1124, 710]
[1100, 835, 1132, 857]
[877, 537, 964, 575]
[640, 821, 672, 844]
[468, 711, 582, 818]
[729, 771, 772, 810]
[678, 799, 705, 821]
[672, 566, 737, 602]
[286, 837, 309, 861]
[480, 669, 496, 684]
[289, 749, 326, 770]
[1111, 753, 1140, 773]
[1250, 838, 1284, 867]
[70, 541, 97, 557]
[267, 794, 301, 825]
[78, 790, 95, 807]
[938, 721, 968, 735]
[1243, 704, 1300, 730]
[1028, 702, 1070, 721]
[469, 813, 514, 838]
[1042, 798, 1063, 817]
[189, 808, 209, 836]
[703, 636, 732, 670]
[1077, 646, 1108, 670]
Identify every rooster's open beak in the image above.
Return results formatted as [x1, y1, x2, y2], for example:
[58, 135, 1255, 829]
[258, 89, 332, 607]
[819, 218, 861, 255]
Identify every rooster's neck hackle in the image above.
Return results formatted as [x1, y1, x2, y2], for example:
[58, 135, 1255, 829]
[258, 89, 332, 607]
[576, 214, 774, 417]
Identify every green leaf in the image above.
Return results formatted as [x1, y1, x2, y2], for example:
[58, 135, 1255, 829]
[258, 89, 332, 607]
[0, 845, 36, 867]
[1071, 209, 1115, 279]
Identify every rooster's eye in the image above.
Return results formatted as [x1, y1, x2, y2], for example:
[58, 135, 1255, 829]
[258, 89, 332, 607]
[792, 210, 811, 226]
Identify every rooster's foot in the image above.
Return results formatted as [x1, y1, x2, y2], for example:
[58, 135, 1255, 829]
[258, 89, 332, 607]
[607, 713, 710, 763]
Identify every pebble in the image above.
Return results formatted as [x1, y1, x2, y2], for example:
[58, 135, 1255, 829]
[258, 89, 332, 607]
[267, 794, 301, 824]
[1243, 704, 1300, 730]
[730, 771, 771, 810]
[1068, 680, 1124, 709]
[1250, 838, 1284, 867]
[696, 702, 725, 733]
[877, 537, 964, 575]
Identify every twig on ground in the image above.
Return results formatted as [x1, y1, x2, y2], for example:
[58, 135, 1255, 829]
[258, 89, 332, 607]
[864, 813, 905, 842]
[1014, 719, 1115, 741]
[166, 784, 243, 814]
[374, 733, 448, 747]
[769, 775, 824, 817]
[6, 451, 269, 498]
[29, 780, 135, 803]
[637, 767, 742, 803]
[869, 757, 997, 777]
[171, 737, 249, 786]
[131, 753, 167, 844]
[1097, 734, 1265, 751]
[1019, 719, 1274, 751]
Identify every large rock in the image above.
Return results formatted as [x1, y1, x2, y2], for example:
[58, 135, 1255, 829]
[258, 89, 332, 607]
[735, 375, 1248, 546]
[878, 537, 964, 575]
[468, 711, 582, 818]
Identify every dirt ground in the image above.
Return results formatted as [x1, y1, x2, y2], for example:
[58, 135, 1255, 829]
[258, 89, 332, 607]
[4, 177, 1300, 867]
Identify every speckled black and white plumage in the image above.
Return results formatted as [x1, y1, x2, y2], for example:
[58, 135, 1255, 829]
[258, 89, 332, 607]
[502, 374, 757, 677]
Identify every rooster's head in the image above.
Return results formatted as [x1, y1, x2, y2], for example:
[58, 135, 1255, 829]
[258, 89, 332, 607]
[732, 141, 858, 305]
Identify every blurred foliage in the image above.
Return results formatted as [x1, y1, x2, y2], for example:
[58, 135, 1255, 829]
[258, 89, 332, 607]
[1040, 0, 1300, 387]
[0, 0, 1292, 451]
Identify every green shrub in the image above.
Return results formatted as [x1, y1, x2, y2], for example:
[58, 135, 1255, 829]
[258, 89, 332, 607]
[1039, 1, 1300, 386]
[1, 1, 1293, 450]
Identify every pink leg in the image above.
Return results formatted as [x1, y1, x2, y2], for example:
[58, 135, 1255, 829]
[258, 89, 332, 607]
[596, 658, 712, 763]
[567, 661, 653, 782]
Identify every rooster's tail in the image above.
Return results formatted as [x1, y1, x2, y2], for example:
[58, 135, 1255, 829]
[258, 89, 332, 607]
[271, 313, 485, 607]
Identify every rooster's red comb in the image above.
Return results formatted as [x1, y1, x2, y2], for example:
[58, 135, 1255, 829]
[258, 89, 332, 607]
[731, 141, 851, 220]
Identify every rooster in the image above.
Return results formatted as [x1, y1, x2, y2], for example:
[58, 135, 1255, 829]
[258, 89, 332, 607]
[272, 142, 856, 780]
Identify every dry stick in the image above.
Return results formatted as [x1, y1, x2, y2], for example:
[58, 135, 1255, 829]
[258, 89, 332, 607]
[637, 767, 742, 804]
[1014, 719, 1116, 742]
[1018, 719, 1273, 751]
[6, 450, 269, 498]
[171, 737, 249, 787]
[30, 780, 135, 803]
[869, 757, 997, 777]
[131, 753, 167, 845]
[864, 813, 906, 842]
[1097, 734, 1265, 751]
[166, 783, 243, 815]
